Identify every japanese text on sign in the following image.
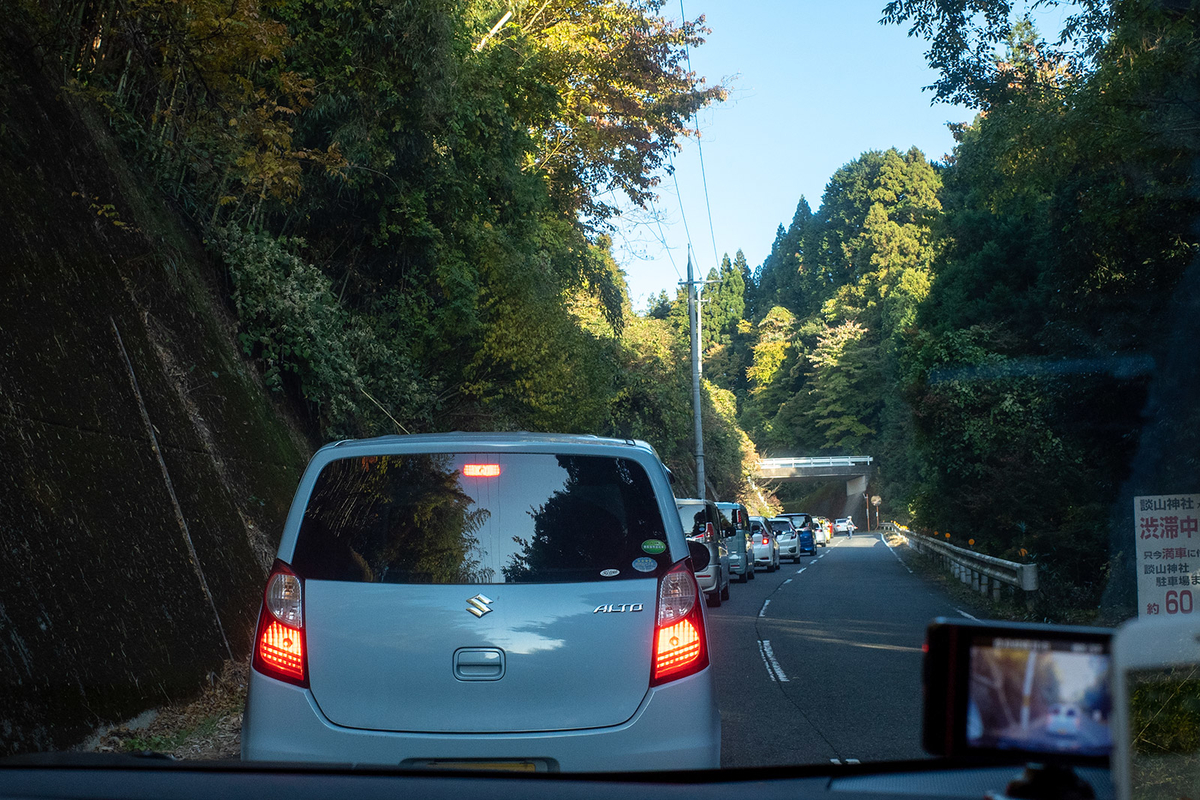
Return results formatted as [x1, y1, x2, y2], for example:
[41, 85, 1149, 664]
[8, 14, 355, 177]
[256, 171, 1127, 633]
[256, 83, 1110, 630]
[1135, 495, 1200, 618]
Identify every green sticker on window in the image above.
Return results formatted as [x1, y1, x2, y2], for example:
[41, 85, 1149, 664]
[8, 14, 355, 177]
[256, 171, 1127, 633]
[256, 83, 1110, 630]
[641, 539, 666, 555]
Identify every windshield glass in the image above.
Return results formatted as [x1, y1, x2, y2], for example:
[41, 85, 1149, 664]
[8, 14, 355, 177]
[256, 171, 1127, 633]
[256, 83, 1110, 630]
[293, 454, 668, 584]
[2, 0, 1196, 781]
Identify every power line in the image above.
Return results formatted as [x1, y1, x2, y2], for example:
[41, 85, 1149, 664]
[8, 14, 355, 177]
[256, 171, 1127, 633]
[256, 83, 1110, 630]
[648, 199, 683, 283]
[669, 151, 696, 269]
[679, 0, 720, 272]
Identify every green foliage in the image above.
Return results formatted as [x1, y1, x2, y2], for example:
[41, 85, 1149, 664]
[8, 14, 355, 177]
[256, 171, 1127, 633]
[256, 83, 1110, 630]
[214, 226, 431, 438]
[889, 0, 1200, 609]
[31, 0, 724, 443]
[804, 321, 879, 451]
[499, 0, 728, 225]
[703, 254, 746, 349]
[879, 0, 1111, 108]
[601, 314, 755, 502]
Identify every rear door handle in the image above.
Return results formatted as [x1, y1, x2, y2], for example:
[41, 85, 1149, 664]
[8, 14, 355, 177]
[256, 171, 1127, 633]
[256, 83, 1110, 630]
[453, 648, 506, 681]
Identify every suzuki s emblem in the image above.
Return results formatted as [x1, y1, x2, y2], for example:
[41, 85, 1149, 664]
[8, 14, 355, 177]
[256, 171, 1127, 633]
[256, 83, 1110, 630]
[466, 594, 494, 618]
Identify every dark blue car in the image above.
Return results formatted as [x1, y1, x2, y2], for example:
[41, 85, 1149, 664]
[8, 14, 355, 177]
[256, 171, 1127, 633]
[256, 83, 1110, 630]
[779, 513, 817, 557]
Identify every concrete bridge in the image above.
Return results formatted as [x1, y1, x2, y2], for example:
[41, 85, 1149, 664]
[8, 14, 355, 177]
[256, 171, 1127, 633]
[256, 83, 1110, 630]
[755, 456, 874, 482]
[754, 456, 874, 524]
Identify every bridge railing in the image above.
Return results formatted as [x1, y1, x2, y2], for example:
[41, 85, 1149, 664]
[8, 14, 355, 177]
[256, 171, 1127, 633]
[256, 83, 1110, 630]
[881, 522, 1038, 608]
[757, 456, 873, 469]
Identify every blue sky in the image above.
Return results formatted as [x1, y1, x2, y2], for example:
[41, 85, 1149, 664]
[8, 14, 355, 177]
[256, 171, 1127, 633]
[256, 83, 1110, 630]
[610, 0, 976, 309]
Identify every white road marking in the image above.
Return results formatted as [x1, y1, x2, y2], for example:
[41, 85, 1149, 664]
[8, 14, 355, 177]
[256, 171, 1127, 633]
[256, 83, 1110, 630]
[757, 640, 777, 681]
[845, 758, 861, 764]
[796, 568, 806, 575]
[880, 533, 914, 574]
[759, 599, 771, 617]
[783, 578, 792, 584]
[758, 639, 789, 682]
[955, 608, 978, 620]
[830, 758, 842, 764]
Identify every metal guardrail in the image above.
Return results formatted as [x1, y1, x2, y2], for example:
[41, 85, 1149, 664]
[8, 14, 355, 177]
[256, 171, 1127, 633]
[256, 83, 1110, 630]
[881, 522, 1038, 607]
[757, 456, 874, 469]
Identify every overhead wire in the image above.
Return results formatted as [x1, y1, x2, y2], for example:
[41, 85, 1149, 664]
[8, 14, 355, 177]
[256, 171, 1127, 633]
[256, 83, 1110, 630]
[648, 199, 683, 284]
[669, 150, 696, 272]
[679, 0, 721, 273]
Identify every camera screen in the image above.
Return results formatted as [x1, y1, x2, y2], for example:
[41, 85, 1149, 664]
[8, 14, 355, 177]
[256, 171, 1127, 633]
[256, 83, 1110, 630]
[1127, 663, 1200, 800]
[966, 634, 1112, 757]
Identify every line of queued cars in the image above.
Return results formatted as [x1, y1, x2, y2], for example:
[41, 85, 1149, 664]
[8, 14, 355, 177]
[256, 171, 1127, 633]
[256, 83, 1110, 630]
[674, 501, 848, 607]
[675, 499, 757, 607]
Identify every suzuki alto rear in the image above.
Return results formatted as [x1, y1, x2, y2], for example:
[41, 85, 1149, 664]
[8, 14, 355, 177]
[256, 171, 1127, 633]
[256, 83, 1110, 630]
[242, 433, 720, 772]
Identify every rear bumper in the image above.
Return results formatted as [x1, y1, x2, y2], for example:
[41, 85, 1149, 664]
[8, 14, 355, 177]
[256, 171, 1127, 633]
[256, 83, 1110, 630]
[751, 548, 773, 565]
[728, 553, 750, 575]
[243, 667, 721, 772]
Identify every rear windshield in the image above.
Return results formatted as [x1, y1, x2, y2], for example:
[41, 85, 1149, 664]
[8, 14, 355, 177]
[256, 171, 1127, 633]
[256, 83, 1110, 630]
[676, 503, 711, 539]
[769, 520, 794, 533]
[291, 453, 669, 584]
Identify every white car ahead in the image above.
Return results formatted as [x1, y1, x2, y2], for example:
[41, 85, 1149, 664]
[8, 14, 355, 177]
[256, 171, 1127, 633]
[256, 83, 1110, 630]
[243, 432, 721, 772]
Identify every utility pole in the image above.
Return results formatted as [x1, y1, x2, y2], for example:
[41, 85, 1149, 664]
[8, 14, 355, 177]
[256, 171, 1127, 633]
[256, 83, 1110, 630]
[685, 251, 706, 499]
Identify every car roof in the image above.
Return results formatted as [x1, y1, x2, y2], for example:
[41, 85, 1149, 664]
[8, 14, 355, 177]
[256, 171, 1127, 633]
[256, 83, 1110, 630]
[314, 432, 666, 466]
[326, 431, 654, 451]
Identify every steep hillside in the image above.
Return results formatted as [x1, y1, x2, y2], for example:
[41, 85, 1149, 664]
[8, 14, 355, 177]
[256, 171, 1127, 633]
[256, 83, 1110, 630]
[0, 40, 309, 754]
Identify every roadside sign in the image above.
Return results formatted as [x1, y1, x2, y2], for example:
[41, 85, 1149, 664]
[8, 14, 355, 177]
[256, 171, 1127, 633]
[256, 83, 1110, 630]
[1134, 494, 1200, 618]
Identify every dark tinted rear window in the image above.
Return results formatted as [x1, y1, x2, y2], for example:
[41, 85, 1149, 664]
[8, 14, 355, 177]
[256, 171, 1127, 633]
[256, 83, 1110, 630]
[769, 520, 794, 533]
[676, 503, 713, 539]
[292, 453, 668, 584]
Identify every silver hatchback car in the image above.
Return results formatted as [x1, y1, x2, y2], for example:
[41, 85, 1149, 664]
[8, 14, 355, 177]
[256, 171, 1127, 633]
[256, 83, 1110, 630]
[242, 433, 720, 771]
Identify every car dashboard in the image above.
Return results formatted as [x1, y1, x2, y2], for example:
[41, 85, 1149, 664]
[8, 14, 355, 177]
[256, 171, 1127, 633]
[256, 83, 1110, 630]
[0, 756, 1113, 800]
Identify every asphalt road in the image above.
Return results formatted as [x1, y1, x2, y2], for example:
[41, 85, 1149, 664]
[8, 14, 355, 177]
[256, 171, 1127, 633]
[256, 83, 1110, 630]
[707, 532, 980, 767]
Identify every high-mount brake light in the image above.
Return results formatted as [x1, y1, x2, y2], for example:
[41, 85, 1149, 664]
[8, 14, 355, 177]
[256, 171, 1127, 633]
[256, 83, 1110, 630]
[252, 561, 308, 686]
[651, 561, 708, 686]
[463, 464, 501, 478]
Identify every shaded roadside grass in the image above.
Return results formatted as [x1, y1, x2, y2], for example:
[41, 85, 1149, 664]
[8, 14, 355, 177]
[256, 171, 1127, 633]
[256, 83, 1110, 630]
[87, 661, 247, 760]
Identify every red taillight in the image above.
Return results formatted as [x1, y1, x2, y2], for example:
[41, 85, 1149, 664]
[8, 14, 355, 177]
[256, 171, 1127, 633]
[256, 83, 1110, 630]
[258, 620, 304, 680]
[463, 464, 501, 478]
[651, 561, 708, 685]
[762, 535, 769, 545]
[703, 522, 717, 542]
[252, 560, 308, 687]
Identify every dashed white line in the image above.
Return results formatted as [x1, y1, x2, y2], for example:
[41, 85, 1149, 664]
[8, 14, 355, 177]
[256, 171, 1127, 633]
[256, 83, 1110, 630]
[955, 608, 978, 620]
[759, 599, 771, 617]
[783, 578, 792, 584]
[758, 639, 789, 682]
[796, 567, 806, 575]
[845, 758, 861, 764]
